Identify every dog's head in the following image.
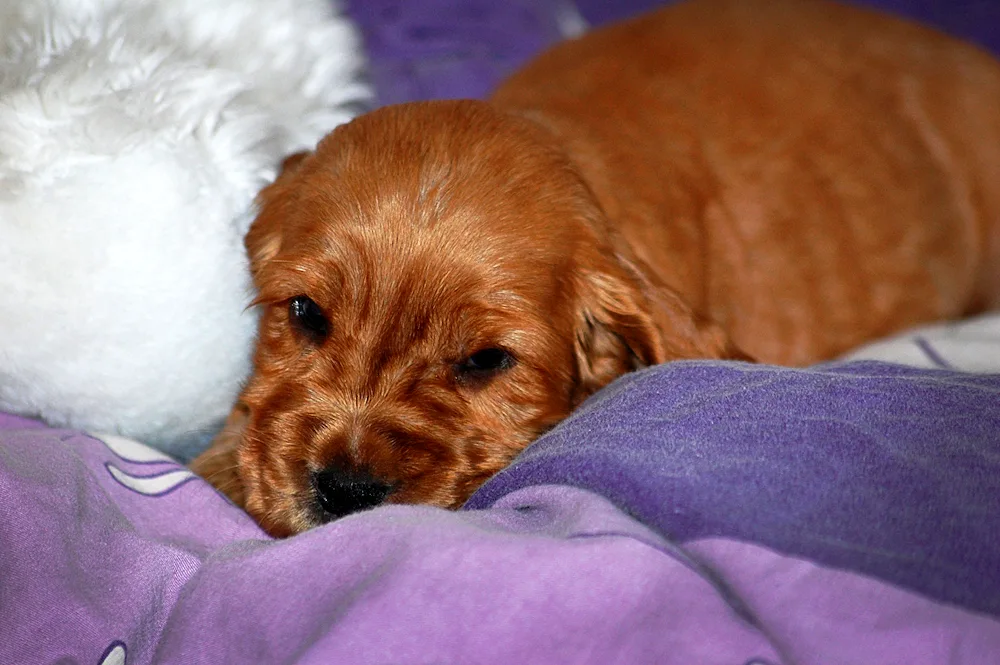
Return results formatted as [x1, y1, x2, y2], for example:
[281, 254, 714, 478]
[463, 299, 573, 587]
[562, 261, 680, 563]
[232, 100, 735, 536]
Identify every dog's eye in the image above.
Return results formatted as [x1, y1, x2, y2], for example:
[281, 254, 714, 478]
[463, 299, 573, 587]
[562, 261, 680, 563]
[454, 347, 516, 384]
[288, 295, 329, 342]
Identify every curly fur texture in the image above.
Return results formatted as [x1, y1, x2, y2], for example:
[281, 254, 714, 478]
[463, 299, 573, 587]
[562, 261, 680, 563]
[193, 0, 1000, 537]
[0, 0, 370, 457]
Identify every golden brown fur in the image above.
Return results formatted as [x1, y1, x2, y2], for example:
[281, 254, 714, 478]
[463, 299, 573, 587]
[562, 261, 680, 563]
[192, 0, 1000, 537]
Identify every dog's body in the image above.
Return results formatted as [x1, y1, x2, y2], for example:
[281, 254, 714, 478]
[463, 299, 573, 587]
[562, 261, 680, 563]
[192, 0, 1000, 536]
[495, 0, 1000, 365]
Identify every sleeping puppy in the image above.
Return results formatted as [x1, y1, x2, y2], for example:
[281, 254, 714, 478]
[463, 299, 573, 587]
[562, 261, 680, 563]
[192, 0, 1000, 536]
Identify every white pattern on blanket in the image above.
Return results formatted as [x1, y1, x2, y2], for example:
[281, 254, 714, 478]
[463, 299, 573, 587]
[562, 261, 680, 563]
[843, 312, 1000, 372]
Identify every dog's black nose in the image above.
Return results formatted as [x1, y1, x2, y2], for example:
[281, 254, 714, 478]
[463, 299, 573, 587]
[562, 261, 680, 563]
[311, 467, 393, 520]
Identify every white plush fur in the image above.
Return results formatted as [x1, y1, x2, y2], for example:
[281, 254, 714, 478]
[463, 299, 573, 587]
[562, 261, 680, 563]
[0, 0, 371, 458]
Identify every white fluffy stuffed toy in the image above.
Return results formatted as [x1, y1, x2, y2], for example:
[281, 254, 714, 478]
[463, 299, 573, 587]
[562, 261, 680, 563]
[0, 0, 370, 458]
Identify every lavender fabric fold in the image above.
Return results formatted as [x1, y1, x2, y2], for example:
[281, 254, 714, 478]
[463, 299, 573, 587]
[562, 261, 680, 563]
[467, 361, 1000, 617]
[2, 411, 999, 664]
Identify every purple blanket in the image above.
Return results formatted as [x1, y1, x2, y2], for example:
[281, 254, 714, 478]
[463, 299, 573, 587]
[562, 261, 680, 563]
[467, 361, 1000, 617]
[3, 361, 1000, 663]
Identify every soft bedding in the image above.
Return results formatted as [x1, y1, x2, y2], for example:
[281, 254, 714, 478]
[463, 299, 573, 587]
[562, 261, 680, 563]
[3, 328, 1000, 663]
[3, 0, 1000, 663]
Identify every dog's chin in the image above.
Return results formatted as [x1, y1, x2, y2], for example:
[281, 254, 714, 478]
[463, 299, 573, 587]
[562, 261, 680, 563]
[240, 440, 516, 537]
[243, 480, 318, 538]
[243, 481, 451, 538]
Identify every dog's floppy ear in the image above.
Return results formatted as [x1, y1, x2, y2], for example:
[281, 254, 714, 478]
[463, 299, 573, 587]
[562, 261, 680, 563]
[572, 249, 750, 404]
[245, 151, 311, 277]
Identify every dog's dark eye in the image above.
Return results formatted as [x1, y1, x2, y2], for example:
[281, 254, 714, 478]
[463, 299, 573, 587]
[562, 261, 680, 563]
[288, 295, 329, 342]
[454, 347, 516, 384]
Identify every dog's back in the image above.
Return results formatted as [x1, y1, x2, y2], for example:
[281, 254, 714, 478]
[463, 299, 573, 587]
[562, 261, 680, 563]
[493, 0, 1000, 364]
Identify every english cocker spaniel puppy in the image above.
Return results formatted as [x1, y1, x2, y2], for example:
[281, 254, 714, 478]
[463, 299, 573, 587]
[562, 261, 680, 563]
[192, 0, 1000, 536]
